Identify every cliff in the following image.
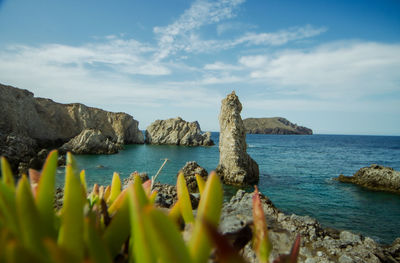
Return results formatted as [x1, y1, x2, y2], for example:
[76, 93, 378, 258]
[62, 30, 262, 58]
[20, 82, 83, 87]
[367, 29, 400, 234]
[0, 83, 144, 172]
[243, 117, 313, 135]
[145, 117, 214, 146]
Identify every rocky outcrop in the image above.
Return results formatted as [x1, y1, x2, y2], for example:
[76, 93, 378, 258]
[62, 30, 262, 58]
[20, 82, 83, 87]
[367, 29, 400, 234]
[0, 83, 144, 173]
[216, 91, 259, 186]
[152, 183, 200, 209]
[178, 161, 208, 192]
[243, 117, 313, 135]
[60, 129, 122, 154]
[145, 117, 214, 146]
[336, 164, 400, 194]
[221, 190, 400, 263]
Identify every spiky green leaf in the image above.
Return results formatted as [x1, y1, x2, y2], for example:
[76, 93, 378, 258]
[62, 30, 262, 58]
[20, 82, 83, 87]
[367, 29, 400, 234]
[145, 206, 192, 263]
[57, 153, 84, 260]
[189, 171, 223, 263]
[35, 150, 58, 238]
[176, 173, 194, 223]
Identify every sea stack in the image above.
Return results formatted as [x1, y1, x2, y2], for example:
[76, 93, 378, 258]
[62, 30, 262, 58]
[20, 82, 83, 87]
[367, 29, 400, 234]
[216, 91, 259, 185]
[145, 117, 214, 146]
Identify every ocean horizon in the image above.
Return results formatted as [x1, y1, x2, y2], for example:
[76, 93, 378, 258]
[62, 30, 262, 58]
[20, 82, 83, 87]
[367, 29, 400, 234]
[57, 133, 400, 245]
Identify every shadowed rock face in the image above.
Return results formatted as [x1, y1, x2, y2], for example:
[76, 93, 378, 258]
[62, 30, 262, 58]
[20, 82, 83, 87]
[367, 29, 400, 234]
[336, 164, 400, 194]
[216, 91, 259, 186]
[145, 117, 214, 146]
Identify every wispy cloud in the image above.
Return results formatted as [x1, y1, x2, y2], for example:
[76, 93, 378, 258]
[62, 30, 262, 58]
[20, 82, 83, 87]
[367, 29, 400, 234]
[232, 25, 327, 46]
[153, 0, 245, 60]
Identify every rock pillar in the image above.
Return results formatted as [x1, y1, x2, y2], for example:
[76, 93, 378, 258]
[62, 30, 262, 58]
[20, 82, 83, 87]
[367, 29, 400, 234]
[216, 91, 259, 185]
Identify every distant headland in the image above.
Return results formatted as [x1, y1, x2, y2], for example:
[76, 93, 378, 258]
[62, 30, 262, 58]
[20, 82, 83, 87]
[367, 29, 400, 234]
[243, 117, 313, 135]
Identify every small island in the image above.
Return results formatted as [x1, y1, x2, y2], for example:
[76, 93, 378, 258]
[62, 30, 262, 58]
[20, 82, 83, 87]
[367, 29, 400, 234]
[243, 117, 313, 135]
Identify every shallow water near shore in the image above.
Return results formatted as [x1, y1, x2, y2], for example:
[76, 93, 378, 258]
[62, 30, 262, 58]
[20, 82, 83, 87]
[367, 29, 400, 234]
[56, 133, 400, 244]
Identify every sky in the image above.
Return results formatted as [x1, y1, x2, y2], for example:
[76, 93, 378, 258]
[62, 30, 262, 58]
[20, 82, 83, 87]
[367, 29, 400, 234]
[0, 0, 399, 135]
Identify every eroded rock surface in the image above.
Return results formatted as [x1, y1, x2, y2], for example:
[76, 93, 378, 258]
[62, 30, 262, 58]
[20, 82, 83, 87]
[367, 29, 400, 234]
[178, 161, 208, 192]
[60, 129, 122, 154]
[336, 164, 400, 194]
[145, 117, 213, 146]
[220, 190, 400, 263]
[216, 91, 259, 185]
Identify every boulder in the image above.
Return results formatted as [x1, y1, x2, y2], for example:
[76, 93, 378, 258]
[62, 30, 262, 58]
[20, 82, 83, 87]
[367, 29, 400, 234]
[145, 117, 214, 146]
[60, 129, 122, 154]
[336, 164, 400, 194]
[178, 161, 208, 192]
[123, 171, 150, 187]
[216, 91, 259, 185]
[152, 182, 199, 209]
[220, 189, 400, 263]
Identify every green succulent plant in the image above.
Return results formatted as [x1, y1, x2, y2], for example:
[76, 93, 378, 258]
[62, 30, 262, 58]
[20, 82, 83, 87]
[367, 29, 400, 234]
[0, 150, 300, 263]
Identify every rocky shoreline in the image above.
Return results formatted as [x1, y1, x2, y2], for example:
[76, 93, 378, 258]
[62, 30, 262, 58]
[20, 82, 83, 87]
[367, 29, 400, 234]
[221, 190, 400, 263]
[53, 180, 399, 263]
[336, 164, 400, 194]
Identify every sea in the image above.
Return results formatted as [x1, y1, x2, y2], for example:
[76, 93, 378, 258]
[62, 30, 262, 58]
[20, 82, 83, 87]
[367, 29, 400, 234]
[56, 133, 400, 244]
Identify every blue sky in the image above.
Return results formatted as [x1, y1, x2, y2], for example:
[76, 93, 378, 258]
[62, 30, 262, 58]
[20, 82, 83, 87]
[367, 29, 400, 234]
[0, 0, 399, 135]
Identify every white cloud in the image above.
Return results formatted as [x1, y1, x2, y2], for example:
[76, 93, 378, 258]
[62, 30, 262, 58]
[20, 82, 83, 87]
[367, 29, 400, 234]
[204, 61, 242, 71]
[239, 41, 400, 99]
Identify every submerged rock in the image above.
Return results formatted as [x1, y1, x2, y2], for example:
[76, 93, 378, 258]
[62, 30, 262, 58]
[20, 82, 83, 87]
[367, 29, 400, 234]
[60, 129, 122, 154]
[145, 117, 214, 146]
[336, 164, 400, 194]
[220, 190, 400, 263]
[216, 91, 259, 186]
[178, 161, 208, 192]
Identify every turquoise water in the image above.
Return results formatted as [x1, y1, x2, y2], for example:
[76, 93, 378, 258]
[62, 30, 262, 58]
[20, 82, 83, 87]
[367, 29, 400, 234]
[57, 133, 400, 244]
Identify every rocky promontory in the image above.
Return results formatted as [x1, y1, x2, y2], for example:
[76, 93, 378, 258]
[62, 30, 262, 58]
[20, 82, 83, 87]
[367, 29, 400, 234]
[336, 164, 400, 194]
[243, 117, 313, 135]
[145, 117, 214, 146]
[0, 83, 144, 173]
[216, 91, 259, 186]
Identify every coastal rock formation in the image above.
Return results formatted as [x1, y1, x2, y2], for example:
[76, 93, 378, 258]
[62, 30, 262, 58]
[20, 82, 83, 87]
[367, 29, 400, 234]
[178, 161, 208, 192]
[145, 117, 214, 146]
[221, 190, 400, 263]
[336, 164, 400, 194]
[60, 129, 122, 154]
[243, 117, 313, 135]
[216, 91, 259, 185]
[0, 83, 144, 173]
